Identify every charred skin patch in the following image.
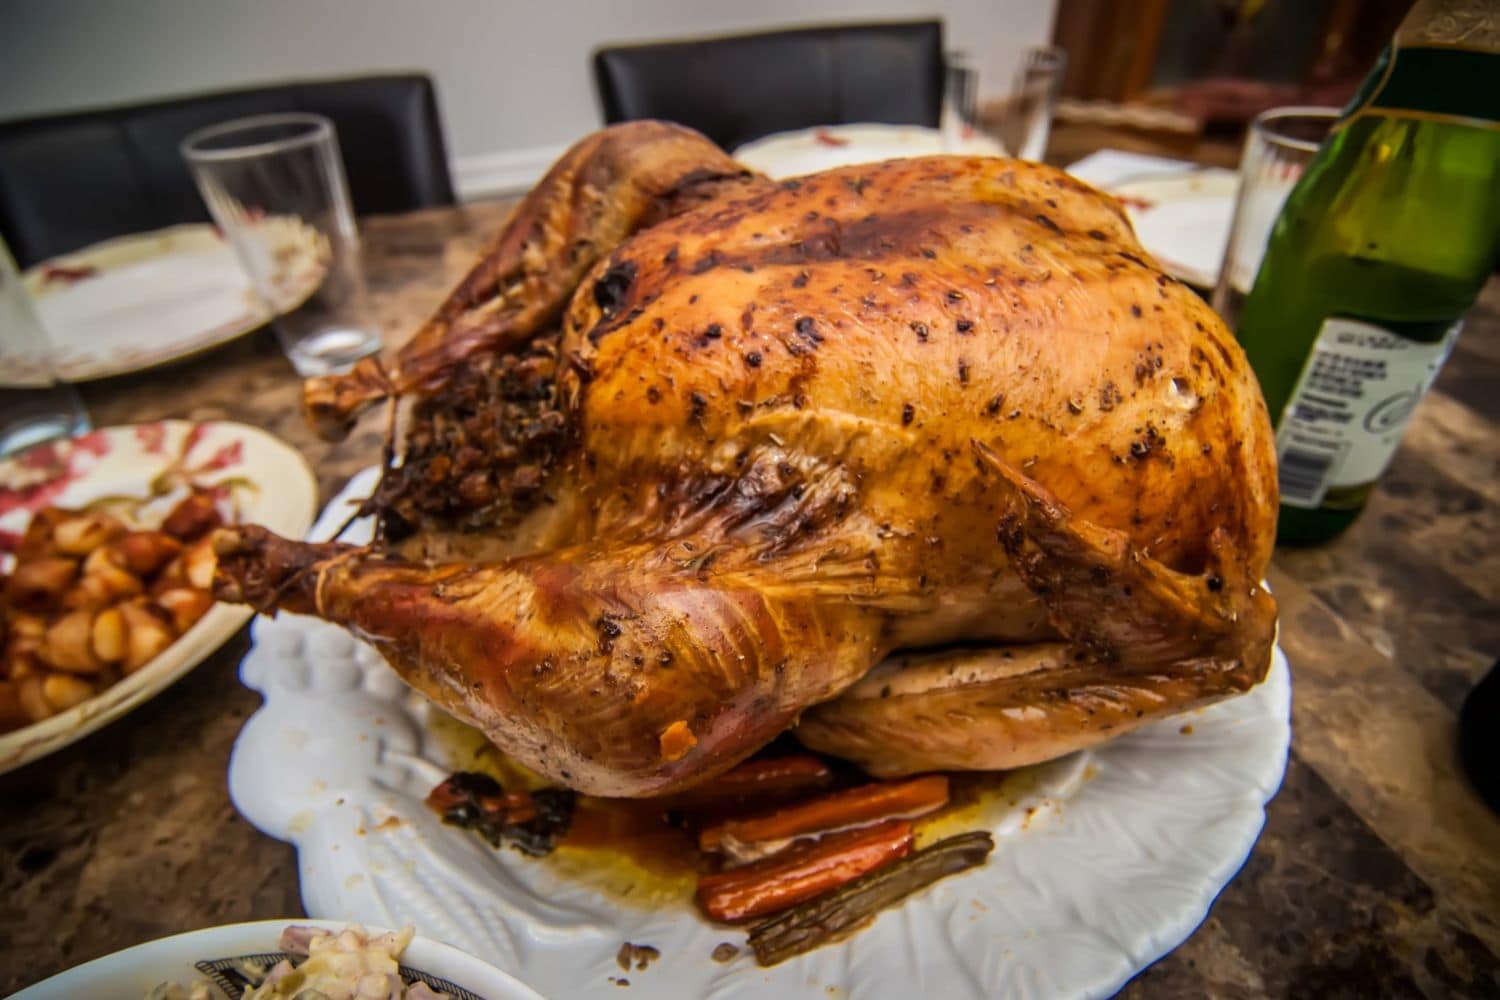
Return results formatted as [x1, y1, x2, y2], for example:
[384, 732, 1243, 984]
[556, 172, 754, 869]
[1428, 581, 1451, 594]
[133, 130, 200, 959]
[794, 316, 823, 348]
[593, 260, 637, 317]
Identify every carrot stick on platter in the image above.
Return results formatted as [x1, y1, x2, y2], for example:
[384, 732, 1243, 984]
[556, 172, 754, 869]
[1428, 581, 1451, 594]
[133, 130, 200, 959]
[668, 755, 834, 810]
[747, 830, 996, 966]
[699, 775, 948, 863]
[696, 819, 915, 924]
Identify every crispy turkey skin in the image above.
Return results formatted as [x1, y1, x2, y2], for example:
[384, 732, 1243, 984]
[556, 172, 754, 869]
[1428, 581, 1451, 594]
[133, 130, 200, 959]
[215, 122, 1278, 796]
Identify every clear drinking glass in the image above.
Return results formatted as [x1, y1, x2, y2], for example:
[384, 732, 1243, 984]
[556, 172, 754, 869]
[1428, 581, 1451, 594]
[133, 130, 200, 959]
[1003, 46, 1067, 162]
[182, 113, 380, 377]
[0, 236, 90, 458]
[1212, 107, 1339, 328]
[942, 51, 981, 152]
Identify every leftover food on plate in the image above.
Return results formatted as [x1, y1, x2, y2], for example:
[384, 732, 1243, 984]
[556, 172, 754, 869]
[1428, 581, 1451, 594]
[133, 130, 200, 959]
[147, 924, 448, 1000]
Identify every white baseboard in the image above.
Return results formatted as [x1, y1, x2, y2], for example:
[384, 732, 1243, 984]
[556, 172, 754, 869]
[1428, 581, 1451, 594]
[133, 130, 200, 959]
[452, 144, 568, 201]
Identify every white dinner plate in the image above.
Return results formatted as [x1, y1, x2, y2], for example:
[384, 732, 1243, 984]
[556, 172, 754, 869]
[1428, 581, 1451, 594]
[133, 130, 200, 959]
[227, 467, 1292, 1000]
[0, 421, 316, 774]
[734, 123, 1006, 179]
[12, 919, 542, 999]
[1110, 169, 1240, 290]
[7, 221, 326, 385]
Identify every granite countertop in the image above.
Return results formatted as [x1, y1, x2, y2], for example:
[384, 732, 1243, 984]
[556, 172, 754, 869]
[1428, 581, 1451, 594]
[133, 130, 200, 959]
[2, 196, 1496, 997]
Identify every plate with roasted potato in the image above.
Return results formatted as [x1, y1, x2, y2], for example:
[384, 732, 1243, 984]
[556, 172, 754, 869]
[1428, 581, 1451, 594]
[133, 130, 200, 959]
[0, 420, 315, 773]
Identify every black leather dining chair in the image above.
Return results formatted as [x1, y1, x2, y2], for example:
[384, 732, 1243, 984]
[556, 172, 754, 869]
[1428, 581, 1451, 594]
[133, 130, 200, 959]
[594, 20, 944, 153]
[0, 73, 454, 267]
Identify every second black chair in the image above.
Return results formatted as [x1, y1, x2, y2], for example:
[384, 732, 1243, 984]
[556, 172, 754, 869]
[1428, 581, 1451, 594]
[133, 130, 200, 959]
[594, 20, 944, 153]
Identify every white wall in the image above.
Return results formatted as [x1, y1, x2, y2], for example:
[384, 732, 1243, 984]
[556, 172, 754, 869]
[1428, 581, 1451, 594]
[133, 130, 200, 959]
[0, 0, 1057, 199]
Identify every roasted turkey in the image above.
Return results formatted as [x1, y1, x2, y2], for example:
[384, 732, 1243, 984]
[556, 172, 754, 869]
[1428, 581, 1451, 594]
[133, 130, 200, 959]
[215, 121, 1279, 797]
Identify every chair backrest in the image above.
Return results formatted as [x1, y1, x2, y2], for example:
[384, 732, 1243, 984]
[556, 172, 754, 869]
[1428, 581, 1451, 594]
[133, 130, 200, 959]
[594, 20, 944, 153]
[0, 74, 454, 267]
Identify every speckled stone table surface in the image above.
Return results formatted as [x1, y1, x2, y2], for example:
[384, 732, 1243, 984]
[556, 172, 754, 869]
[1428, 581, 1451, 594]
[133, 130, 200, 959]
[2, 198, 1496, 997]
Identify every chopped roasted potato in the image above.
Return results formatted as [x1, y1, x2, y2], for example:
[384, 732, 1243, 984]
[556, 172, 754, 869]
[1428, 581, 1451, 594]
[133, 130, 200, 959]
[7, 558, 78, 610]
[80, 547, 145, 601]
[0, 680, 28, 730]
[91, 606, 126, 663]
[42, 672, 94, 711]
[161, 491, 223, 541]
[119, 601, 174, 674]
[51, 512, 125, 556]
[16, 676, 51, 723]
[1, 495, 229, 732]
[154, 588, 214, 634]
[113, 531, 182, 576]
[15, 508, 67, 560]
[182, 538, 217, 590]
[42, 609, 104, 674]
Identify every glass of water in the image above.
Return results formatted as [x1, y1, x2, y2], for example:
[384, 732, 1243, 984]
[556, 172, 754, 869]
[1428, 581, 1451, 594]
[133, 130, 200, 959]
[942, 51, 980, 152]
[182, 113, 380, 377]
[0, 236, 90, 458]
[1212, 107, 1339, 328]
[1003, 46, 1067, 162]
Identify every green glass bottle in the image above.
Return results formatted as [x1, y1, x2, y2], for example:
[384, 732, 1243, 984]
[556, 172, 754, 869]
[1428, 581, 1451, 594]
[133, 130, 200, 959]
[1233, 0, 1500, 544]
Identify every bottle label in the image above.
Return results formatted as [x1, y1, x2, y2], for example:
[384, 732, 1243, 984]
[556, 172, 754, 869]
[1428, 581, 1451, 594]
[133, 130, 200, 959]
[1275, 316, 1460, 509]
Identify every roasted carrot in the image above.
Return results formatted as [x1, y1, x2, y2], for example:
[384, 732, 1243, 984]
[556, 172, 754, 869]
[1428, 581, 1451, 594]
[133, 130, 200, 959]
[696, 819, 914, 923]
[699, 775, 948, 855]
[747, 830, 995, 966]
[668, 755, 834, 809]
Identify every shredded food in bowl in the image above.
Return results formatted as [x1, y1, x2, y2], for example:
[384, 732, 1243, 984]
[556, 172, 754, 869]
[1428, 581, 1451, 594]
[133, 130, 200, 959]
[147, 924, 448, 1000]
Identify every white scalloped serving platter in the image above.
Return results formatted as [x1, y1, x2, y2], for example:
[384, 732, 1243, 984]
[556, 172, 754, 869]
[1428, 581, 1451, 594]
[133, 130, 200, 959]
[230, 467, 1291, 1000]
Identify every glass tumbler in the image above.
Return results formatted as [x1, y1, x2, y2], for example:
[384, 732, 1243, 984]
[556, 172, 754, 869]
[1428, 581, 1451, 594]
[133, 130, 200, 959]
[0, 237, 90, 458]
[942, 51, 981, 152]
[1003, 46, 1067, 162]
[182, 113, 380, 377]
[1212, 107, 1339, 328]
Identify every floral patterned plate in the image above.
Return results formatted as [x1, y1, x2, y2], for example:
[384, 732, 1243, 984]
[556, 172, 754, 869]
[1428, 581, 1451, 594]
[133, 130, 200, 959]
[0, 421, 316, 774]
[3, 221, 326, 385]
